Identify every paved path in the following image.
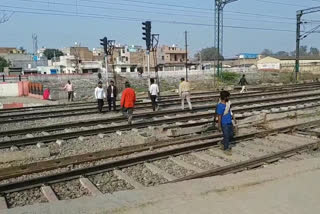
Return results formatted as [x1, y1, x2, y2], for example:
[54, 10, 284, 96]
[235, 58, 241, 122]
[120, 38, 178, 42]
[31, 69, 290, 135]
[5, 157, 320, 214]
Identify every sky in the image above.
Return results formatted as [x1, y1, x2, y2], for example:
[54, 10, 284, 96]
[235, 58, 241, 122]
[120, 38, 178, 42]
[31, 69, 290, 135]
[1, 0, 320, 57]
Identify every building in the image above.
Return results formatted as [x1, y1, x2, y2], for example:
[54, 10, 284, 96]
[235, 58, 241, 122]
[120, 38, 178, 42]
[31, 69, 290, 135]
[157, 45, 187, 71]
[0, 47, 24, 54]
[257, 56, 320, 72]
[62, 47, 95, 61]
[237, 53, 260, 59]
[0, 52, 48, 75]
[112, 45, 156, 73]
[257, 56, 281, 71]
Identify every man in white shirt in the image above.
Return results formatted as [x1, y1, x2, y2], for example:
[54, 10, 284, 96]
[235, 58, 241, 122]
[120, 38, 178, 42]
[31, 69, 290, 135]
[63, 80, 74, 102]
[149, 78, 159, 111]
[95, 82, 106, 113]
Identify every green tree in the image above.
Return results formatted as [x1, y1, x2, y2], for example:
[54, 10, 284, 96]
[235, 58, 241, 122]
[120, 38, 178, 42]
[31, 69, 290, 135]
[260, 49, 273, 56]
[194, 47, 224, 61]
[43, 49, 64, 60]
[309, 47, 319, 56]
[0, 56, 9, 73]
[19, 46, 26, 54]
[291, 45, 308, 56]
[274, 51, 289, 57]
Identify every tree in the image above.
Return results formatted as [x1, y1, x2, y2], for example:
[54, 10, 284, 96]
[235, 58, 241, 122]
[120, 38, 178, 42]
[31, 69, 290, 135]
[309, 47, 319, 56]
[19, 46, 26, 54]
[43, 49, 64, 60]
[194, 47, 224, 61]
[291, 45, 308, 56]
[274, 51, 289, 57]
[260, 49, 273, 56]
[0, 57, 9, 73]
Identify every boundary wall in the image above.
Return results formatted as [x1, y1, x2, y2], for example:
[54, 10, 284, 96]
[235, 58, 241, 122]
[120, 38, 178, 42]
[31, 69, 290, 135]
[0, 81, 29, 97]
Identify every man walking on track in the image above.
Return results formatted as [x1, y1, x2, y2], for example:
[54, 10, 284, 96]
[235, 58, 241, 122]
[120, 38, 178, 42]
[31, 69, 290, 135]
[107, 80, 118, 111]
[120, 82, 136, 125]
[63, 80, 74, 102]
[149, 78, 159, 111]
[239, 74, 248, 93]
[216, 90, 235, 156]
[95, 82, 106, 113]
[179, 78, 192, 110]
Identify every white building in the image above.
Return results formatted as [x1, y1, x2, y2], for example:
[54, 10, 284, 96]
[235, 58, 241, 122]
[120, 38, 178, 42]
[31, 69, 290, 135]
[257, 56, 281, 71]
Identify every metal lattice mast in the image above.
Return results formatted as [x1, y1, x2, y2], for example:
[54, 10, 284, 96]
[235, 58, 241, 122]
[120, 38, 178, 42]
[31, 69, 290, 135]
[214, 0, 238, 79]
[295, 6, 320, 82]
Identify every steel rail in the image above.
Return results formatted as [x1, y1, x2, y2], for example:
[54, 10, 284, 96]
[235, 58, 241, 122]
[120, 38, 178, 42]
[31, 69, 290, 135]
[1, 82, 318, 113]
[171, 142, 319, 183]
[1, 86, 316, 118]
[1, 83, 320, 120]
[5, 103, 320, 181]
[1, 95, 320, 148]
[0, 119, 319, 194]
[1, 91, 320, 138]
[0, 134, 219, 180]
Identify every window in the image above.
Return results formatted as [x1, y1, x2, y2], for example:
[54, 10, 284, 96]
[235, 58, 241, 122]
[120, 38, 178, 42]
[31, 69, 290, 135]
[174, 54, 177, 61]
[130, 67, 135, 72]
[121, 67, 127, 72]
[162, 56, 164, 60]
[126, 57, 128, 61]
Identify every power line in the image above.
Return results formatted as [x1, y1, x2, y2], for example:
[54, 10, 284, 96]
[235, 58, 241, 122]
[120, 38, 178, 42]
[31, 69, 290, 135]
[225, 10, 295, 20]
[80, 0, 212, 11]
[80, 0, 213, 15]
[1, 0, 299, 21]
[249, 0, 309, 8]
[2, 0, 212, 19]
[0, 6, 297, 33]
[0, 0, 298, 24]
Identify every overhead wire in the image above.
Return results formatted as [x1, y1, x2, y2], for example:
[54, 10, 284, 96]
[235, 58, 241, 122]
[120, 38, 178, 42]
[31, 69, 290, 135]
[80, 0, 212, 11]
[1, 0, 212, 19]
[0, 6, 297, 34]
[0, 0, 301, 23]
[0, 0, 298, 25]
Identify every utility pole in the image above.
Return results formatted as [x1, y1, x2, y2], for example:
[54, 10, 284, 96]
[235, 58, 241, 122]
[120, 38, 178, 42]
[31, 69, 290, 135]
[32, 33, 38, 67]
[185, 31, 188, 81]
[214, 0, 238, 82]
[151, 33, 160, 95]
[295, 11, 302, 83]
[294, 6, 320, 83]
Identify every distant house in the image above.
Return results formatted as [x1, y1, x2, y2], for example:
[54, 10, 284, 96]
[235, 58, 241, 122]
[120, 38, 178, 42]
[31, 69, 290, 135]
[257, 56, 281, 71]
[238, 53, 260, 59]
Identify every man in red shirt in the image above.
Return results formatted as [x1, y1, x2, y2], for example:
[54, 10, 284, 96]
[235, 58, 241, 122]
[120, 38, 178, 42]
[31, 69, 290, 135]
[120, 81, 136, 125]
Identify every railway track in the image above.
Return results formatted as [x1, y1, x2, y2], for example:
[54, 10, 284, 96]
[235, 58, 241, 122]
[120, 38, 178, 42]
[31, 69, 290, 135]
[0, 91, 320, 149]
[2, 86, 320, 128]
[1, 82, 319, 114]
[1, 91, 320, 149]
[1, 83, 320, 122]
[0, 120, 319, 209]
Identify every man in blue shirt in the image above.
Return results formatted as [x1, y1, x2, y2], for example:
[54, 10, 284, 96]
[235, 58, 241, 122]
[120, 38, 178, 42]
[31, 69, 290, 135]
[216, 90, 234, 155]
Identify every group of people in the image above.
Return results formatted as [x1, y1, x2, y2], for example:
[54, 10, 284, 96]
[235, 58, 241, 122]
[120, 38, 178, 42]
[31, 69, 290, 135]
[94, 80, 118, 113]
[61, 74, 249, 156]
[94, 80, 136, 125]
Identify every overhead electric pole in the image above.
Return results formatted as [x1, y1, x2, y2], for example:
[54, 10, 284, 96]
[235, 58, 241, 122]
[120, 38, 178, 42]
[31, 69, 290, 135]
[295, 6, 320, 83]
[185, 31, 188, 81]
[214, 0, 238, 80]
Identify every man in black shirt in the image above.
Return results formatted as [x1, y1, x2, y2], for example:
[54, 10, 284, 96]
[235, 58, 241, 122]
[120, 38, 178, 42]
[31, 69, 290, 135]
[239, 74, 248, 93]
[107, 80, 118, 111]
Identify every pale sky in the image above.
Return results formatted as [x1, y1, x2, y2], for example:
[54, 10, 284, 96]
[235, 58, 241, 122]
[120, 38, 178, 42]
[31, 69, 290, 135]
[0, 0, 320, 57]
